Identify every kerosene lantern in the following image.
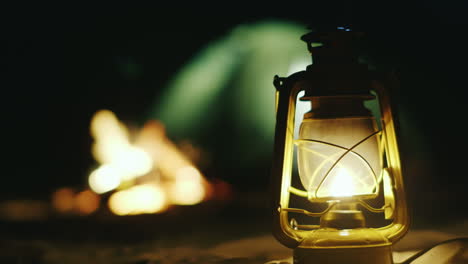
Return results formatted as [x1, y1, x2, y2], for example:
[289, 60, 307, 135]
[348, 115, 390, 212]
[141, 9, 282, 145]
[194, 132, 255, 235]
[271, 27, 409, 264]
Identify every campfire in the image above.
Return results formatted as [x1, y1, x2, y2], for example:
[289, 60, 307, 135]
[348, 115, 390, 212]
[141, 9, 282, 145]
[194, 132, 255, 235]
[86, 109, 214, 216]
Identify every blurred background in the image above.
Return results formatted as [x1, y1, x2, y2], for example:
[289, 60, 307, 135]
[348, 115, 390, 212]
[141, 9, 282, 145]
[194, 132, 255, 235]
[2, 2, 468, 262]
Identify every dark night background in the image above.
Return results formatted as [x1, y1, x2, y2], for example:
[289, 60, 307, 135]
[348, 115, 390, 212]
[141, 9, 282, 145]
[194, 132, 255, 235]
[3, 1, 468, 236]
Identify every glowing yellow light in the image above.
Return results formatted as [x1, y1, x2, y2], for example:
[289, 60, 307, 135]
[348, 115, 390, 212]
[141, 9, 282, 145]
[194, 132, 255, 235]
[89, 109, 153, 182]
[107, 190, 131, 216]
[88, 165, 122, 194]
[169, 166, 206, 205]
[112, 146, 153, 180]
[89, 110, 214, 211]
[133, 185, 167, 214]
[108, 184, 167, 215]
[339, 230, 350, 236]
[90, 110, 131, 164]
[329, 168, 356, 197]
[74, 190, 100, 215]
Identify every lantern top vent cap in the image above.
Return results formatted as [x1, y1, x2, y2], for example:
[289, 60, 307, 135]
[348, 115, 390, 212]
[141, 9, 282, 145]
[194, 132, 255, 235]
[300, 26, 365, 60]
[292, 26, 372, 99]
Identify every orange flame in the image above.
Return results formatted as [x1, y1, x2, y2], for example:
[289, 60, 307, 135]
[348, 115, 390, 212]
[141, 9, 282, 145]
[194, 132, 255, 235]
[88, 110, 213, 215]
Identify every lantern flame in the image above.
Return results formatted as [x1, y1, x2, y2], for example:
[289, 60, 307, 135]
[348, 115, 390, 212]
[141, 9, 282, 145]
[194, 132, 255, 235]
[328, 167, 356, 197]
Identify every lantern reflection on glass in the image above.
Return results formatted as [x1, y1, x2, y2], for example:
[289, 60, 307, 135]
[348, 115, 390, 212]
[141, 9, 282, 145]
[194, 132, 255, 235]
[271, 27, 409, 264]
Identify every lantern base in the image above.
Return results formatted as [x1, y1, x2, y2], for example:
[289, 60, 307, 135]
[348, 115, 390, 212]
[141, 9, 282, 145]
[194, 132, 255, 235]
[293, 245, 393, 264]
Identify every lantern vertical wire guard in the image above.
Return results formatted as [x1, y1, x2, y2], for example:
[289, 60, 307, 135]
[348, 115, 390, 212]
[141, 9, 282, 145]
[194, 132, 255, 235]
[271, 27, 409, 264]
